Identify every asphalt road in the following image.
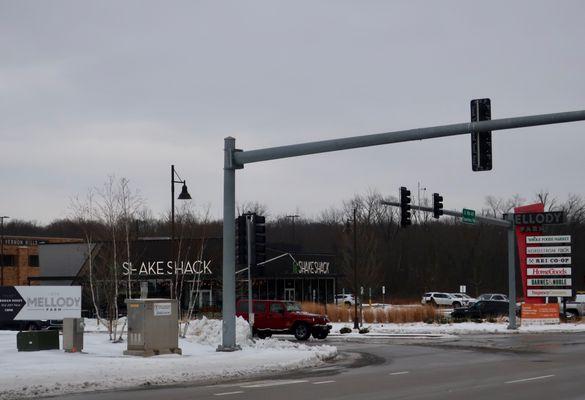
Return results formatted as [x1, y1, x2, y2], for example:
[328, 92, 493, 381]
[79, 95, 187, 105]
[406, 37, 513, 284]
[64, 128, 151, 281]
[60, 332, 585, 400]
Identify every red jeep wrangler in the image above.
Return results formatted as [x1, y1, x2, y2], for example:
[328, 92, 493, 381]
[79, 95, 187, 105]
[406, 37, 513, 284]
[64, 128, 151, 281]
[236, 299, 332, 340]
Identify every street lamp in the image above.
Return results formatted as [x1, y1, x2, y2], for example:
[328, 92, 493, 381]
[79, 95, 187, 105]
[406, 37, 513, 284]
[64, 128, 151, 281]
[345, 208, 359, 329]
[0, 216, 9, 286]
[171, 165, 192, 241]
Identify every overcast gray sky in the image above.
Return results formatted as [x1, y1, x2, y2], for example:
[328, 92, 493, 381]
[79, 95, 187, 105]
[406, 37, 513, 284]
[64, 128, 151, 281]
[1, 0, 584, 223]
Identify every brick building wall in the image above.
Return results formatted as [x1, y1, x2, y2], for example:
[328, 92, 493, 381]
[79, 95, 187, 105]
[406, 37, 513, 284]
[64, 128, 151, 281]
[0, 236, 81, 286]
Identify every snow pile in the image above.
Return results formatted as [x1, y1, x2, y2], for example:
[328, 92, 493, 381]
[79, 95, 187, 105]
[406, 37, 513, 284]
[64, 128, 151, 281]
[0, 321, 336, 400]
[185, 316, 336, 357]
[186, 316, 252, 346]
[330, 321, 585, 335]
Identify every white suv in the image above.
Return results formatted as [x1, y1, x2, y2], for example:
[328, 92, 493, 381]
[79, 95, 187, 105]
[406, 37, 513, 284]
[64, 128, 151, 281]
[450, 293, 477, 306]
[335, 294, 357, 306]
[421, 292, 463, 308]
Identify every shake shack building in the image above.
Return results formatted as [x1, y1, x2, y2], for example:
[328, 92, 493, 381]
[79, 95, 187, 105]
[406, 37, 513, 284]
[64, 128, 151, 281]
[37, 238, 340, 313]
[245, 251, 339, 304]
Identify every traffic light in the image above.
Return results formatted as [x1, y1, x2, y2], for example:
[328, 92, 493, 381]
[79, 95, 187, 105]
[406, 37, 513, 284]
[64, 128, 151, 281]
[470, 98, 492, 171]
[433, 193, 444, 219]
[235, 215, 248, 265]
[399, 186, 412, 227]
[254, 215, 266, 264]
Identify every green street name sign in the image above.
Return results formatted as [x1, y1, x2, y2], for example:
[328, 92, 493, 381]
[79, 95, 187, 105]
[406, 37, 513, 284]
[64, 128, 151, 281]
[462, 208, 476, 224]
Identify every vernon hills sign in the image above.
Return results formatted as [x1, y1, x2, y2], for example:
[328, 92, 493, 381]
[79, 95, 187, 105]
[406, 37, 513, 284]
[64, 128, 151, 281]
[0, 286, 81, 320]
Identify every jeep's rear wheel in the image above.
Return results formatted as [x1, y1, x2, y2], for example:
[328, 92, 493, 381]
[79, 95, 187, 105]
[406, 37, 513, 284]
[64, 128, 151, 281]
[294, 323, 311, 341]
[257, 331, 267, 339]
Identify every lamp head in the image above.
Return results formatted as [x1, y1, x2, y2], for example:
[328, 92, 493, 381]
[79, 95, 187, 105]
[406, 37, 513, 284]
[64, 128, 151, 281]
[178, 183, 192, 200]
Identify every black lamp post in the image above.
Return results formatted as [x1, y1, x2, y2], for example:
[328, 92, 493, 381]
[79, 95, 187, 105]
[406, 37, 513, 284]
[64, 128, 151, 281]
[0, 216, 9, 286]
[170, 165, 191, 299]
[171, 165, 192, 242]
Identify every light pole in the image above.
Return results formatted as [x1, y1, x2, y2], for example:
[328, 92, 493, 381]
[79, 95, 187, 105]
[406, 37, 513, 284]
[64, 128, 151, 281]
[345, 208, 359, 329]
[171, 165, 191, 298]
[0, 216, 9, 286]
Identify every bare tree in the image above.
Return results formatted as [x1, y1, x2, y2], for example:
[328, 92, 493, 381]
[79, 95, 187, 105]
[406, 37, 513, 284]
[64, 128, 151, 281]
[117, 177, 144, 300]
[69, 189, 105, 327]
[237, 201, 269, 217]
[95, 175, 122, 341]
[534, 190, 558, 211]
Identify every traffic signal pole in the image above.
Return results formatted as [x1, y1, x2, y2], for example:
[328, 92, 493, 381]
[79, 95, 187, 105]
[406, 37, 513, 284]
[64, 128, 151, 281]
[221, 109, 585, 350]
[381, 200, 517, 329]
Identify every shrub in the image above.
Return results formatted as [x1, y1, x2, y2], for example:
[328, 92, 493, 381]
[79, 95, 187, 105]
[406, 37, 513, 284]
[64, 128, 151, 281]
[359, 327, 370, 334]
[300, 302, 439, 324]
[339, 327, 352, 334]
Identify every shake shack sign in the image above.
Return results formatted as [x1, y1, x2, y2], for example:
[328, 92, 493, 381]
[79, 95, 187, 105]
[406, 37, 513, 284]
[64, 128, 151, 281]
[293, 260, 330, 274]
[0, 286, 81, 320]
[122, 260, 213, 276]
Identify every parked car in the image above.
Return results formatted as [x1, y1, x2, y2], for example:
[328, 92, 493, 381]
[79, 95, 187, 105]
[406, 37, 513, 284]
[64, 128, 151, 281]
[335, 294, 358, 306]
[477, 293, 508, 302]
[236, 299, 332, 340]
[560, 294, 585, 319]
[451, 300, 509, 319]
[450, 293, 477, 306]
[421, 292, 463, 308]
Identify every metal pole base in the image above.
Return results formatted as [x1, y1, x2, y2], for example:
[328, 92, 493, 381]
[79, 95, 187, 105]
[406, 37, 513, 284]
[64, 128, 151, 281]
[216, 344, 242, 352]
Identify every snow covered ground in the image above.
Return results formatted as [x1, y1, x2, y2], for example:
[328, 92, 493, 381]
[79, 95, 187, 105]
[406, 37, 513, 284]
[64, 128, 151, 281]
[0, 317, 336, 400]
[329, 321, 585, 336]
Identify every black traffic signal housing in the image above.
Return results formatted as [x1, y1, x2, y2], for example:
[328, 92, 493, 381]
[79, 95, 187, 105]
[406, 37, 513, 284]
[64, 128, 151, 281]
[399, 186, 412, 227]
[254, 215, 266, 265]
[235, 215, 248, 266]
[433, 193, 444, 219]
[470, 98, 492, 171]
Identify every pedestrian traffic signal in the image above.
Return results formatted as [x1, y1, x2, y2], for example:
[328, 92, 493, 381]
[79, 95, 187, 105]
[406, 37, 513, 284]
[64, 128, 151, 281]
[254, 215, 266, 264]
[235, 215, 248, 265]
[433, 193, 444, 219]
[470, 98, 492, 171]
[399, 186, 412, 227]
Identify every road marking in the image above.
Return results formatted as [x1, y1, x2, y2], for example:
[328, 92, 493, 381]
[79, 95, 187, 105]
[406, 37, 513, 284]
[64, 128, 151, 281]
[213, 391, 244, 396]
[389, 371, 410, 376]
[312, 380, 336, 385]
[505, 375, 555, 384]
[241, 380, 308, 388]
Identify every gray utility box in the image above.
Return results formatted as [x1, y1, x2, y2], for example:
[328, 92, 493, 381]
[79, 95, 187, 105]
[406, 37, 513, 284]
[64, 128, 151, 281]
[124, 298, 182, 357]
[63, 318, 84, 352]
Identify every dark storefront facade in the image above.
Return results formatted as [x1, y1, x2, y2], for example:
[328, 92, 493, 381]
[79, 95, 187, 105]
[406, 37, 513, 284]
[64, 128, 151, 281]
[38, 238, 341, 315]
[239, 252, 338, 304]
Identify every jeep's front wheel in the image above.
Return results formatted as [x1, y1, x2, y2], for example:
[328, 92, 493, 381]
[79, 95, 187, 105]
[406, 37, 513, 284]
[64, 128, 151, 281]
[312, 330, 328, 340]
[293, 323, 311, 341]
